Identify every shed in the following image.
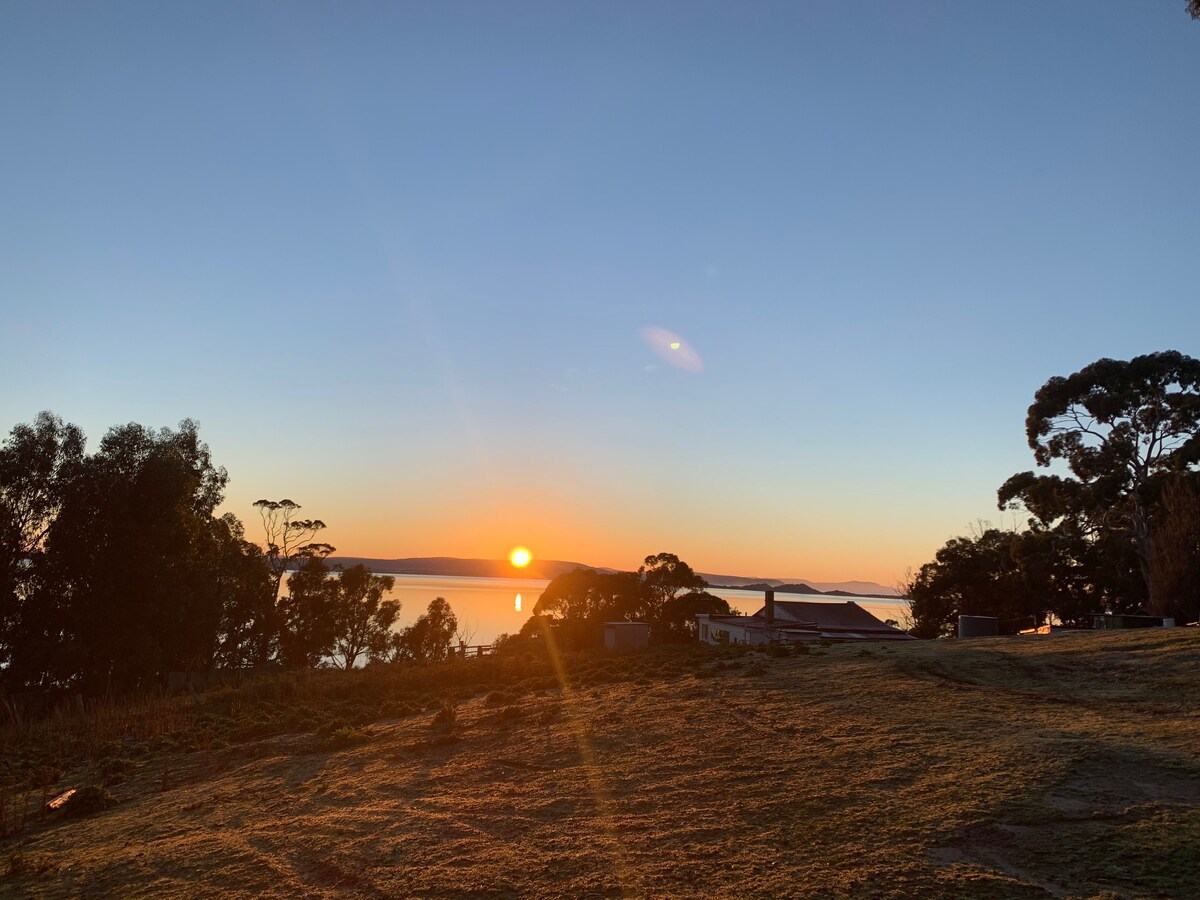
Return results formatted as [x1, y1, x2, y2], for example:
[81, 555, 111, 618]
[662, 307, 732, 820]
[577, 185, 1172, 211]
[604, 621, 650, 651]
[958, 615, 999, 638]
[1093, 614, 1174, 629]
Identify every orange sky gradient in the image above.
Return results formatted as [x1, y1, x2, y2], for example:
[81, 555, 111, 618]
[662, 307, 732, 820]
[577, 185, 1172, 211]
[222, 466, 1004, 586]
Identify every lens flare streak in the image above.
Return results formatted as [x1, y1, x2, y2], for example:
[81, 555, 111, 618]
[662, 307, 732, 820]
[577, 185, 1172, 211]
[639, 326, 703, 373]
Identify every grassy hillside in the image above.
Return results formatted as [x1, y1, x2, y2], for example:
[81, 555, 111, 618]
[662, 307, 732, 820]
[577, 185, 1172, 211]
[2, 630, 1198, 898]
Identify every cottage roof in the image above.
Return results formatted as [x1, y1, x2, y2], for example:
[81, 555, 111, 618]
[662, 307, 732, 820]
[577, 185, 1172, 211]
[757, 600, 914, 639]
[702, 599, 915, 641]
[765, 600, 896, 630]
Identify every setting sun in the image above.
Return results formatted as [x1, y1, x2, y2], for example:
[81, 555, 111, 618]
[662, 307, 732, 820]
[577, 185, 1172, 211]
[509, 547, 532, 568]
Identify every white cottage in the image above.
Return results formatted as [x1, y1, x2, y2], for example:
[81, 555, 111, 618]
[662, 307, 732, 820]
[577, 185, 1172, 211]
[697, 590, 914, 646]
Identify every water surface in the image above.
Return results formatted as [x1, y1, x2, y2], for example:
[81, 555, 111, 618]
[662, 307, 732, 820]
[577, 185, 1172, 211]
[380, 573, 908, 645]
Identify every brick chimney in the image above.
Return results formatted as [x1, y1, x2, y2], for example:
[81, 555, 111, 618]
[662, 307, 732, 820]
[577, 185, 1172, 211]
[764, 588, 775, 624]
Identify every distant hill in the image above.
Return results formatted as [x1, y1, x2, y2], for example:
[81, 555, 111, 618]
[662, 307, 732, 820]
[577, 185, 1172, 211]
[325, 556, 613, 581]
[711, 581, 824, 596]
[698, 573, 899, 597]
[322, 556, 898, 597]
[703, 581, 899, 601]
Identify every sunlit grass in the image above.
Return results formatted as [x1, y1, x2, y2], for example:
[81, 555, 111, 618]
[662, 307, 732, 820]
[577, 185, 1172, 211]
[1, 630, 1196, 897]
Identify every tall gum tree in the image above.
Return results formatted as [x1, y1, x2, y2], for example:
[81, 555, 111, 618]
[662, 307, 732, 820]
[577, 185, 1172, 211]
[0, 412, 85, 676]
[252, 499, 334, 664]
[998, 351, 1200, 620]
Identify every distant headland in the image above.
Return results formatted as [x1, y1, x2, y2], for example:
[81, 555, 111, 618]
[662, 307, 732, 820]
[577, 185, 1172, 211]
[324, 556, 899, 597]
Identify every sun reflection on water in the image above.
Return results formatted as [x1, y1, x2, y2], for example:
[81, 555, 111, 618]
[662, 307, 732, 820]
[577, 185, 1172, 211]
[515, 593, 522, 612]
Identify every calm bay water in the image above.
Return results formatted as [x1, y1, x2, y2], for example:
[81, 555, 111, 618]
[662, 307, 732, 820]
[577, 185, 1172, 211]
[379, 573, 909, 645]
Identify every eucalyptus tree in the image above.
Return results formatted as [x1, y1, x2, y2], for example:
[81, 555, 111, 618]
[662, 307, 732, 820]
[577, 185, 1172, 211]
[0, 412, 84, 678]
[277, 553, 338, 669]
[532, 568, 643, 621]
[34, 420, 231, 692]
[998, 351, 1200, 620]
[329, 564, 398, 670]
[389, 597, 458, 663]
[530, 554, 729, 644]
[210, 513, 276, 669]
[251, 499, 334, 664]
[253, 498, 334, 594]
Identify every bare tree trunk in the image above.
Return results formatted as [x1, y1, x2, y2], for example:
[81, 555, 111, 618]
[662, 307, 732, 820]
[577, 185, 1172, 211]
[1145, 476, 1200, 623]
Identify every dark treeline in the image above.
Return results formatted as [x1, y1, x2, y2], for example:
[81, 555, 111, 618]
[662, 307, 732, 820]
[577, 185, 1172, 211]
[906, 352, 1200, 637]
[513, 553, 732, 649]
[0, 414, 456, 696]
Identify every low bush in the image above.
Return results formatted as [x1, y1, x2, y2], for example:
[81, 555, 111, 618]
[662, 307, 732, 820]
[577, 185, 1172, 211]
[320, 727, 370, 751]
[431, 699, 457, 731]
[6, 850, 58, 876]
[59, 785, 117, 819]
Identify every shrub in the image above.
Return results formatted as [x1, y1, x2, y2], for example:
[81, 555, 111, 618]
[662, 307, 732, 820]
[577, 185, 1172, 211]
[28, 766, 63, 790]
[96, 756, 136, 786]
[60, 785, 117, 819]
[7, 850, 58, 876]
[431, 699, 457, 731]
[320, 727, 369, 751]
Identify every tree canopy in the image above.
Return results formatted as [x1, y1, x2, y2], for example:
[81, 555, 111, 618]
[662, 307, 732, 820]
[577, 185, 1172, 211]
[390, 597, 458, 663]
[26, 420, 233, 691]
[0, 412, 85, 677]
[0, 413, 446, 693]
[998, 352, 1200, 620]
[530, 553, 729, 645]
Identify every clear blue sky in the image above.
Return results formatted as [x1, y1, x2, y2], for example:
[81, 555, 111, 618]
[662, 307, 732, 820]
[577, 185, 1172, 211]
[2, 1, 1197, 584]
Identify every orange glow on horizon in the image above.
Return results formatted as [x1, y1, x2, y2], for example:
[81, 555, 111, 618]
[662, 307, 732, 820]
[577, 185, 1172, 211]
[226, 483, 933, 588]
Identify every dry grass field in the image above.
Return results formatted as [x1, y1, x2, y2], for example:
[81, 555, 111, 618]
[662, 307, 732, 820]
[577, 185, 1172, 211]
[2, 629, 1198, 898]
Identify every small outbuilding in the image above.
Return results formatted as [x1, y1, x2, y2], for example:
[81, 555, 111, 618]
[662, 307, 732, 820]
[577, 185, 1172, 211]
[1093, 614, 1175, 629]
[604, 621, 650, 651]
[958, 615, 999, 638]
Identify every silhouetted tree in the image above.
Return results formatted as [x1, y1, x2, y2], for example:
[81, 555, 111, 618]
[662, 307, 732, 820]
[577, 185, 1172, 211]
[639, 553, 706, 612]
[1008, 526, 1144, 627]
[533, 568, 643, 621]
[905, 528, 1038, 639]
[1144, 473, 1200, 624]
[998, 351, 1200, 620]
[389, 597, 458, 663]
[530, 569, 642, 649]
[905, 521, 1151, 639]
[637, 552, 728, 638]
[210, 513, 276, 669]
[329, 564, 398, 670]
[0, 412, 84, 680]
[251, 499, 334, 665]
[253, 499, 333, 593]
[1190, 1, 1200, 21]
[530, 554, 729, 644]
[29, 420, 230, 692]
[657, 590, 731, 642]
[277, 552, 338, 669]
